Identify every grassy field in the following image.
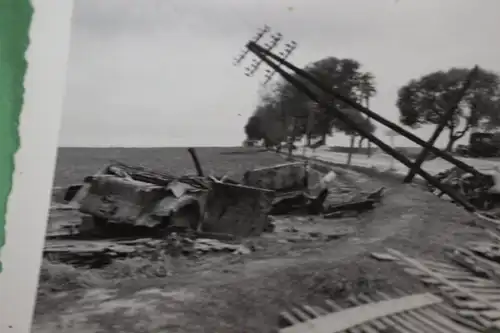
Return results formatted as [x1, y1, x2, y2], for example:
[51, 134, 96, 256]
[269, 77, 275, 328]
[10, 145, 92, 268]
[52, 146, 286, 186]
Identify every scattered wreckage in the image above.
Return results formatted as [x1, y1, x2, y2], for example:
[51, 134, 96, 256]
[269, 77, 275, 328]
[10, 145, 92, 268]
[47, 148, 385, 267]
[54, 153, 384, 239]
[57, 159, 274, 239]
[427, 166, 500, 212]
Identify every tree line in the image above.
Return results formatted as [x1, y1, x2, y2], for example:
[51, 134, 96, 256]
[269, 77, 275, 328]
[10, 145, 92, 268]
[244, 56, 500, 153]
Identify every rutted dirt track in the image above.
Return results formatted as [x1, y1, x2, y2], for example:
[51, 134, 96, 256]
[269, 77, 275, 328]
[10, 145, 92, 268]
[32, 156, 487, 333]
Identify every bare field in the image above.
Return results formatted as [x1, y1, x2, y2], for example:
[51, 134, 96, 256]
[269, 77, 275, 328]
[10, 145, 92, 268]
[52, 146, 284, 186]
[33, 146, 485, 333]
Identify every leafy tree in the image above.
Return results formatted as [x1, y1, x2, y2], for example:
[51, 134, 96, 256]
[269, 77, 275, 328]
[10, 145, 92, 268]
[244, 96, 288, 149]
[244, 57, 378, 149]
[397, 67, 500, 151]
[244, 115, 263, 140]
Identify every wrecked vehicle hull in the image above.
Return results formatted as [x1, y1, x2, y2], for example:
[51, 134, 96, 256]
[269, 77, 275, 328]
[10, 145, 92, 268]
[79, 174, 208, 231]
[59, 156, 278, 239]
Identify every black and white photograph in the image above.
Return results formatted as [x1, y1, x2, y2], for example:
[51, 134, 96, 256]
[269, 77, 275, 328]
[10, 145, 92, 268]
[32, 1, 500, 332]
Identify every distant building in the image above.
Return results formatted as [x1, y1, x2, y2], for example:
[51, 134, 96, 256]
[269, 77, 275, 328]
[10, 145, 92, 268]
[242, 139, 259, 147]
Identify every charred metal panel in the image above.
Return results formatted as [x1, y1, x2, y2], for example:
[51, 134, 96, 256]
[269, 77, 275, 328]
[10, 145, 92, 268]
[243, 162, 308, 192]
[79, 175, 166, 224]
[202, 182, 274, 238]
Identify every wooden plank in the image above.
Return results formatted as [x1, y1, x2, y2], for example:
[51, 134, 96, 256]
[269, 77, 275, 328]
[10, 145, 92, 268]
[479, 295, 500, 302]
[279, 293, 442, 333]
[422, 277, 443, 285]
[302, 305, 327, 318]
[324, 299, 343, 311]
[404, 268, 429, 277]
[377, 291, 479, 333]
[460, 246, 500, 279]
[459, 280, 496, 288]
[435, 304, 486, 331]
[279, 311, 301, 326]
[357, 294, 421, 333]
[324, 300, 358, 333]
[290, 307, 313, 322]
[325, 299, 389, 332]
[454, 300, 491, 310]
[423, 264, 471, 276]
[344, 296, 387, 333]
[412, 308, 480, 333]
[447, 249, 496, 277]
[420, 259, 465, 271]
[406, 266, 473, 280]
[391, 289, 485, 331]
[484, 229, 500, 243]
[482, 310, 500, 320]
[381, 314, 422, 333]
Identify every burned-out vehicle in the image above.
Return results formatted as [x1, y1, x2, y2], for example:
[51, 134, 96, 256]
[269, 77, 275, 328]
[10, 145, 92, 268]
[62, 163, 213, 236]
[455, 132, 500, 158]
[427, 166, 500, 211]
[56, 154, 315, 239]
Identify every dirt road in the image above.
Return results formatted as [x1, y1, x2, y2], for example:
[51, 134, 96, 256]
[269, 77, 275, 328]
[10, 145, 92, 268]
[32, 165, 485, 333]
[307, 147, 500, 176]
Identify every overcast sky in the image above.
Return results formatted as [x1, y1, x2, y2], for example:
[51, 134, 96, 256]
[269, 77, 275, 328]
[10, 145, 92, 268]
[58, 0, 500, 147]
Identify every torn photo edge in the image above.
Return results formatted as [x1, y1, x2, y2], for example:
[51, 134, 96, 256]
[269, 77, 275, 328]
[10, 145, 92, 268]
[0, 0, 74, 332]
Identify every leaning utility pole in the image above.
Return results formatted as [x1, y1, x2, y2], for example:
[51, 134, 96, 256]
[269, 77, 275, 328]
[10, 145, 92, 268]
[245, 38, 482, 179]
[262, 41, 297, 85]
[234, 26, 297, 83]
[247, 44, 474, 211]
[233, 25, 270, 66]
[234, 26, 299, 151]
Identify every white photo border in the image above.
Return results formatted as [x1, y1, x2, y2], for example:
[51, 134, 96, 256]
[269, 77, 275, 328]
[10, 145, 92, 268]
[0, 0, 74, 332]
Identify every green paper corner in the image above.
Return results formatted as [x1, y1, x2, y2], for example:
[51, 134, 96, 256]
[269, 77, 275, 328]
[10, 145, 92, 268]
[0, 0, 34, 272]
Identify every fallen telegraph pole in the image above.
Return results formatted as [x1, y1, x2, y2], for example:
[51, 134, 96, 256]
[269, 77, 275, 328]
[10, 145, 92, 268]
[403, 66, 479, 183]
[241, 35, 483, 179]
[234, 27, 480, 212]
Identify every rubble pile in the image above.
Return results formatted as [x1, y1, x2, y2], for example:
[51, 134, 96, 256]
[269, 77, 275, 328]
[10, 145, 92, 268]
[44, 234, 253, 267]
[268, 183, 385, 218]
[46, 149, 386, 268]
[427, 166, 500, 211]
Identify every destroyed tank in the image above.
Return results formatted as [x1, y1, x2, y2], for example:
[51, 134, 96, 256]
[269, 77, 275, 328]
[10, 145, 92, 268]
[57, 152, 317, 239]
[59, 160, 290, 239]
[67, 163, 210, 236]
